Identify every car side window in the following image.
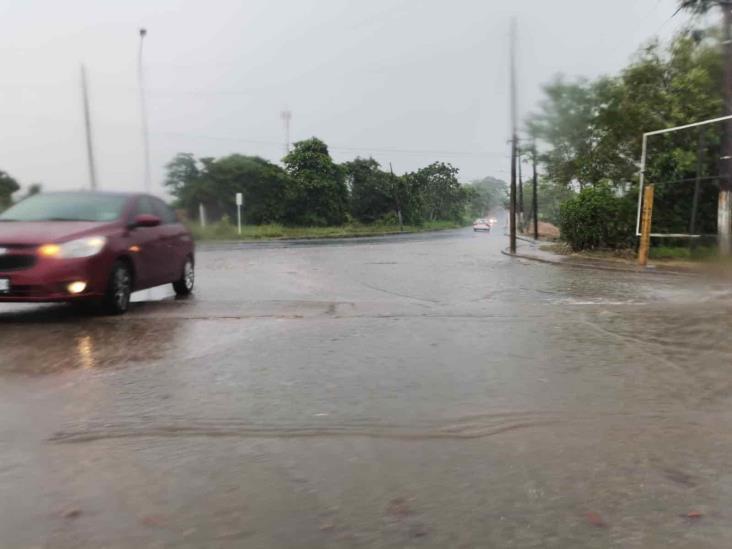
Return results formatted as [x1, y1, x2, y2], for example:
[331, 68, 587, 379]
[131, 196, 156, 220]
[152, 198, 178, 224]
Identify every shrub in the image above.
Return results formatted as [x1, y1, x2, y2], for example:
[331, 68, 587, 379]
[559, 184, 636, 250]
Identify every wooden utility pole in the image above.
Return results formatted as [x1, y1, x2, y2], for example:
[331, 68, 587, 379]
[638, 184, 655, 266]
[509, 18, 518, 254]
[80, 65, 98, 191]
[518, 146, 524, 230]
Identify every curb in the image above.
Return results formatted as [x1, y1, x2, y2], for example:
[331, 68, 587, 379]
[501, 248, 693, 276]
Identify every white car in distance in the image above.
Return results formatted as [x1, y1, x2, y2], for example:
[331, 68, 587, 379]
[473, 218, 491, 232]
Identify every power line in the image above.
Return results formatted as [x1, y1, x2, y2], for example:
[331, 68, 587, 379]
[151, 130, 511, 158]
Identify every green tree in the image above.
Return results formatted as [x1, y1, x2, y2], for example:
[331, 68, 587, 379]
[465, 176, 507, 218]
[25, 183, 42, 198]
[343, 157, 395, 223]
[0, 171, 20, 210]
[678, 0, 721, 13]
[164, 153, 290, 223]
[559, 184, 636, 250]
[529, 30, 724, 237]
[283, 138, 349, 226]
[205, 155, 290, 224]
[407, 162, 468, 223]
[165, 153, 200, 197]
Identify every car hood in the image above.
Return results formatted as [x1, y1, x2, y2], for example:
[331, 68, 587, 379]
[0, 221, 114, 246]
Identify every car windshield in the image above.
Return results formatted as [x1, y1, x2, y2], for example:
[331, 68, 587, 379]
[0, 193, 127, 222]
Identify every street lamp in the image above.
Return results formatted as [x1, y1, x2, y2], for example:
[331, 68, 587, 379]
[138, 28, 152, 193]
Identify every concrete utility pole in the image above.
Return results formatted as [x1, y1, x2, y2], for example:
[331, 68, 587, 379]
[138, 28, 152, 193]
[281, 109, 292, 156]
[80, 64, 98, 191]
[509, 18, 518, 254]
[532, 142, 539, 240]
[720, 2, 732, 254]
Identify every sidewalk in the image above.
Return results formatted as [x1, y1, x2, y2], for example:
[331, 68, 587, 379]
[503, 237, 697, 276]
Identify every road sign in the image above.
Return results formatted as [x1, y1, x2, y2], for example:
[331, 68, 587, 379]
[236, 193, 243, 206]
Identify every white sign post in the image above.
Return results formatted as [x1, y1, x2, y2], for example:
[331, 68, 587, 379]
[235, 193, 243, 236]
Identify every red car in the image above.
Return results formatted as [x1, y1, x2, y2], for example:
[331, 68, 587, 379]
[0, 191, 195, 314]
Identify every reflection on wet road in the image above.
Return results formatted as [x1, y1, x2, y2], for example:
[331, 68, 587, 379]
[1, 228, 731, 548]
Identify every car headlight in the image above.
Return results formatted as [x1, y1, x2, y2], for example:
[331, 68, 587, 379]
[38, 236, 107, 259]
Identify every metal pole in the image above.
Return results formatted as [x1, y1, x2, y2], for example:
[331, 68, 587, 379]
[532, 143, 539, 240]
[509, 18, 518, 254]
[80, 64, 98, 191]
[138, 28, 152, 193]
[237, 205, 242, 235]
[635, 133, 648, 235]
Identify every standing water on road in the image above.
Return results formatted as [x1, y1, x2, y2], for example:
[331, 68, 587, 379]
[1, 229, 731, 548]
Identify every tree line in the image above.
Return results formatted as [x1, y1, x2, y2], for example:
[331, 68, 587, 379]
[165, 137, 505, 226]
[528, 17, 724, 249]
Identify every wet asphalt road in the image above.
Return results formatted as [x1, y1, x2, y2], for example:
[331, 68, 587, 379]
[1, 227, 732, 548]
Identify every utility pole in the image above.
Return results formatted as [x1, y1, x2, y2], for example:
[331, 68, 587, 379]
[518, 146, 524, 230]
[532, 142, 539, 240]
[138, 28, 152, 193]
[80, 64, 98, 191]
[281, 109, 292, 156]
[509, 18, 518, 254]
[719, 3, 732, 254]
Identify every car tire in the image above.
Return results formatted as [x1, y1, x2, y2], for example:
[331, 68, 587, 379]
[102, 260, 132, 315]
[172, 257, 194, 296]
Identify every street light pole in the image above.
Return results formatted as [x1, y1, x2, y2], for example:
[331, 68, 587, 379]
[138, 28, 152, 193]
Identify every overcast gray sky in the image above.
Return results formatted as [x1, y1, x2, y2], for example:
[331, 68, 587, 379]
[0, 0, 698, 194]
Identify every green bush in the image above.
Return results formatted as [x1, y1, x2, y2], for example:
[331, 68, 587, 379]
[559, 184, 636, 251]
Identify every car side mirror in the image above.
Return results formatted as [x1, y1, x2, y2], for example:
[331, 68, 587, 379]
[133, 214, 161, 228]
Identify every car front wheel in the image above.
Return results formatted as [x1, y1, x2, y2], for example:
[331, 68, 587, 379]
[173, 257, 194, 296]
[102, 260, 132, 315]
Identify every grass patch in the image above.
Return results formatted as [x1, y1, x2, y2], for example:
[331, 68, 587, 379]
[648, 245, 717, 261]
[188, 220, 465, 241]
[540, 242, 720, 263]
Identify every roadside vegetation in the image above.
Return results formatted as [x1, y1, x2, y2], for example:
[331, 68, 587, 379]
[188, 220, 463, 241]
[164, 137, 506, 239]
[529, 10, 723, 257]
[0, 137, 504, 241]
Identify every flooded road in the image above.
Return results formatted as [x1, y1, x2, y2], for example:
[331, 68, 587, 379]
[1, 228, 732, 548]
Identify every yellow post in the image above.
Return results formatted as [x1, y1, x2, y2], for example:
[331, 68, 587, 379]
[638, 184, 655, 267]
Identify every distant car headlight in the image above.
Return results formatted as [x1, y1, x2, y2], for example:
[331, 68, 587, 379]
[38, 236, 107, 259]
